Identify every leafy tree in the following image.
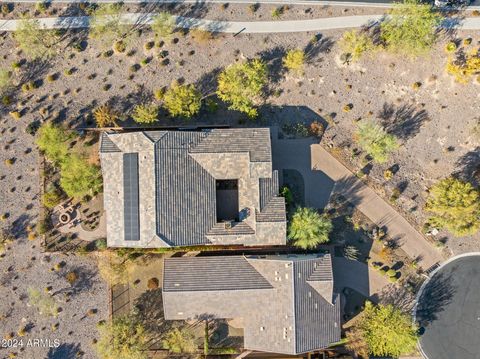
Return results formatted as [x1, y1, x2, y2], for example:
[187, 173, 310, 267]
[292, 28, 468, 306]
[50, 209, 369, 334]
[89, 3, 131, 47]
[36, 122, 71, 165]
[288, 207, 332, 249]
[345, 325, 369, 359]
[446, 49, 480, 84]
[132, 103, 159, 124]
[217, 59, 268, 118]
[359, 301, 418, 357]
[95, 315, 149, 359]
[94, 105, 119, 127]
[162, 328, 196, 354]
[283, 49, 305, 75]
[151, 12, 176, 39]
[380, 0, 442, 56]
[339, 30, 375, 61]
[13, 17, 61, 59]
[0, 69, 12, 94]
[425, 177, 480, 236]
[356, 121, 399, 164]
[60, 154, 102, 199]
[163, 83, 201, 118]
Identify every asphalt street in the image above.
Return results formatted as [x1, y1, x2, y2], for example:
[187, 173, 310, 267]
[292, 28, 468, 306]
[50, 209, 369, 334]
[416, 255, 480, 359]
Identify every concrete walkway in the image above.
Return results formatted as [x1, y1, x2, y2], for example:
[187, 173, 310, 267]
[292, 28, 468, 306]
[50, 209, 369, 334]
[271, 133, 443, 271]
[311, 144, 444, 271]
[1, 13, 480, 32]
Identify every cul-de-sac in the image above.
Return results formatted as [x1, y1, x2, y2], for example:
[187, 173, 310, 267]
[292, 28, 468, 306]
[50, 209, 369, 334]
[1, 1, 480, 358]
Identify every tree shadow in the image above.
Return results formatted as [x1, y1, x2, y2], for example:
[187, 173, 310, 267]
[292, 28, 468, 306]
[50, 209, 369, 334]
[256, 46, 287, 85]
[454, 147, 480, 186]
[52, 264, 98, 298]
[46, 343, 82, 359]
[379, 102, 430, 141]
[303, 33, 334, 64]
[194, 66, 222, 97]
[133, 288, 179, 349]
[377, 284, 416, 313]
[415, 272, 456, 327]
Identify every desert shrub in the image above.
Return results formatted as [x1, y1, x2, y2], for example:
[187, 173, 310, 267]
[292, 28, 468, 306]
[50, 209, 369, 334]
[9, 110, 21, 119]
[412, 81, 421, 90]
[425, 177, 480, 236]
[271, 6, 284, 19]
[163, 83, 201, 118]
[356, 120, 399, 164]
[339, 30, 375, 61]
[95, 315, 149, 359]
[288, 207, 332, 249]
[28, 288, 58, 317]
[89, 3, 132, 48]
[60, 154, 102, 199]
[190, 28, 213, 44]
[248, 3, 260, 13]
[217, 58, 267, 118]
[65, 271, 78, 285]
[1, 3, 12, 15]
[36, 122, 71, 165]
[13, 17, 61, 59]
[445, 41, 457, 53]
[147, 277, 159, 289]
[94, 105, 119, 127]
[95, 238, 107, 250]
[151, 11, 175, 39]
[380, 0, 442, 56]
[162, 328, 196, 354]
[42, 189, 62, 209]
[446, 49, 480, 84]
[383, 169, 394, 180]
[113, 40, 126, 53]
[132, 103, 159, 124]
[37, 218, 51, 235]
[463, 38, 472, 46]
[283, 49, 305, 75]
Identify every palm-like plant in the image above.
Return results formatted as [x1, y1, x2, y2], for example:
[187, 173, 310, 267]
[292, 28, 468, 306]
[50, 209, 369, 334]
[288, 207, 332, 249]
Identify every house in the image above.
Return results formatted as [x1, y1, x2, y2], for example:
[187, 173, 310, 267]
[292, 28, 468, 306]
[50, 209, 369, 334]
[99, 128, 286, 248]
[162, 254, 341, 355]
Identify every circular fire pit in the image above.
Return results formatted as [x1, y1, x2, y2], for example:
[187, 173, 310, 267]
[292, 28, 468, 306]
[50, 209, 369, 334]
[59, 212, 71, 225]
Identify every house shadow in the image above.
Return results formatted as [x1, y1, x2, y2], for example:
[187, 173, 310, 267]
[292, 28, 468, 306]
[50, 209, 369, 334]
[269, 108, 333, 211]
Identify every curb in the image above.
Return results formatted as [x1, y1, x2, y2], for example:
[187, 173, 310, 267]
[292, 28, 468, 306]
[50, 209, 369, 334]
[412, 252, 480, 359]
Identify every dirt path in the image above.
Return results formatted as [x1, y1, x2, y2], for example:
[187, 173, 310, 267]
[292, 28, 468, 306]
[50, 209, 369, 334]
[311, 144, 444, 271]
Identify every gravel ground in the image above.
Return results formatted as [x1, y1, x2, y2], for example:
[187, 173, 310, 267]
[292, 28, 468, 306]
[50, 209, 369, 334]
[0, 2, 388, 21]
[0, 6, 479, 357]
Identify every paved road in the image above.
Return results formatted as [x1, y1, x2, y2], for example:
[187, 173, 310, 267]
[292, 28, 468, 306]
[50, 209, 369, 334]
[1, 13, 480, 32]
[416, 255, 480, 359]
[311, 145, 444, 271]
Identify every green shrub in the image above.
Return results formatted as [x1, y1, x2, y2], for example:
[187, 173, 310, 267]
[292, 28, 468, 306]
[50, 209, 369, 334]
[445, 42, 457, 53]
[131, 103, 159, 124]
[42, 189, 62, 209]
[35, 122, 71, 165]
[339, 30, 375, 61]
[163, 83, 201, 118]
[60, 154, 102, 199]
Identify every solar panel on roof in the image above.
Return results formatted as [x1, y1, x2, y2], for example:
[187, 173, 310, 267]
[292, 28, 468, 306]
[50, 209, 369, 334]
[123, 153, 140, 241]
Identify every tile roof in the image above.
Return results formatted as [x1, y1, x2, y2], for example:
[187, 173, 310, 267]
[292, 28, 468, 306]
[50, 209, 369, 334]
[163, 256, 273, 292]
[190, 128, 272, 162]
[100, 129, 286, 247]
[155, 132, 216, 246]
[162, 254, 341, 355]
